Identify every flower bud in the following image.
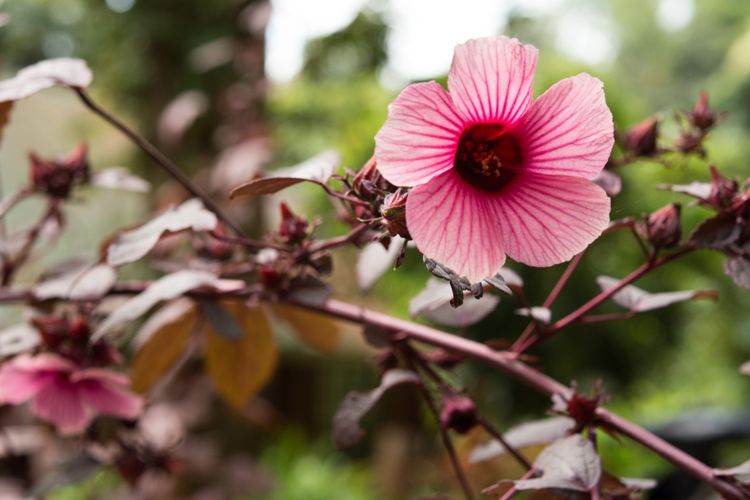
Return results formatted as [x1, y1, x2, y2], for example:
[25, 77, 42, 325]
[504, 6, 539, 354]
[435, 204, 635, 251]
[381, 189, 410, 238]
[278, 203, 309, 244]
[642, 203, 682, 248]
[690, 90, 719, 131]
[566, 392, 598, 431]
[675, 129, 704, 155]
[29, 143, 90, 198]
[439, 394, 477, 434]
[624, 117, 658, 157]
[709, 165, 738, 209]
[352, 157, 386, 200]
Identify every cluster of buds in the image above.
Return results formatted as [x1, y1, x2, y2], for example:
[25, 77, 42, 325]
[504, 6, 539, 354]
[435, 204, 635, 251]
[277, 202, 310, 245]
[33, 314, 121, 367]
[675, 91, 724, 156]
[348, 159, 410, 239]
[639, 202, 682, 249]
[29, 143, 90, 198]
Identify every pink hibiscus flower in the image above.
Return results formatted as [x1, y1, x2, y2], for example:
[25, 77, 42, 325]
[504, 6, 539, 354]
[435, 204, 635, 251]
[375, 36, 614, 281]
[0, 353, 143, 435]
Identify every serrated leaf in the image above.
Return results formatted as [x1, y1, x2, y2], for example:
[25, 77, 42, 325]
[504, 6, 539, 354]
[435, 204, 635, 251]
[658, 181, 712, 199]
[356, 236, 406, 291]
[0, 58, 93, 103]
[0, 323, 40, 357]
[106, 198, 217, 267]
[270, 303, 342, 353]
[91, 167, 151, 193]
[333, 369, 420, 449]
[203, 301, 278, 410]
[470, 417, 575, 463]
[92, 270, 220, 340]
[689, 212, 741, 249]
[725, 255, 750, 291]
[597, 276, 717, 312]
[515, 435, 601, 493]
[229, 149, 340, 199]
[409, 277, 499, 328]
[130, 299, 196, 393]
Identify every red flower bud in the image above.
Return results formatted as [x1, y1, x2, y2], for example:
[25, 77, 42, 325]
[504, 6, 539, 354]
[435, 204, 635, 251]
[641, 203, 681, 248]
[566, 392, 598, 430]
[624, 117, 659, 157]
[29, 143, 90, 198]
[690, 90, 719, 130]
[381, 189, 410, 238]
[708, 165, 738, 209]
[439, 394, 477, 434]
[675, 129, 704, 155]
[278, 203, 308, 244]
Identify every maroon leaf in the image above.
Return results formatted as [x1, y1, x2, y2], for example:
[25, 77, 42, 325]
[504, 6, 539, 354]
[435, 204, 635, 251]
[92, 270, 227, 340]
[657, 181, 712, 200]
[592, 170, 622, 197]
[91, 168, 151, 193]
[409, 277, 499, 328]
[0, 58, 92, 103]
[356, 236, 406, 291]
[470, 416, 575, 463]
[332, 369, 420, 449]
[229, 150, 340, 199]
[725, 255, 750, 291]
[597, 276, 718, 312]
[514, 435, 601, 493]
[689, 212, 741, 249]
[106, 198, 217, 266]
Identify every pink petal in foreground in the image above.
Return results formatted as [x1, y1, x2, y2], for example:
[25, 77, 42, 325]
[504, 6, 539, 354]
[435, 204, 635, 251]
[492, 173, 610, 267]
[79, 378, 143, 420]
[513, 73, 614, 179]
[448, 37, 538, 127]
[375, 81, 464, 187]
[32, 376, 90, 435]
[406, 170, 506, 282]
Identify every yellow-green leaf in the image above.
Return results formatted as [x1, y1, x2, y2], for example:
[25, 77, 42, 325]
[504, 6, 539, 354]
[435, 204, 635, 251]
[130, 300, 197, 393]
[270, 303, 342, 354]
[203, 301, 278, 410]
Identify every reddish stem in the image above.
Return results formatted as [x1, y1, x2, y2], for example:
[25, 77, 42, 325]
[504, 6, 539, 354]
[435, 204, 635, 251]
[287, 296, 746, 500]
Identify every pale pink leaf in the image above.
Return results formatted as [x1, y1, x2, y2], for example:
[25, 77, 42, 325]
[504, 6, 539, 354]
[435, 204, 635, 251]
[409, 277, 499, 328]
[92, 270, 219, 340]
[356, 236, 406, 291]
[469, 416, 575, 463]
[229, 149, 340, 198]
[157, 90, 209, 146]
[515, 435, 601, 492]
[596, 276, 718, 312]
[106, 198, 217, 267]
[91, 167, 151, 193]
[0, 58, 92, 103]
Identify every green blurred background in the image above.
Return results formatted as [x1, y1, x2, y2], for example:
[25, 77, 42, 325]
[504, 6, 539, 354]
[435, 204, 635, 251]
[1, 0, 749, 498]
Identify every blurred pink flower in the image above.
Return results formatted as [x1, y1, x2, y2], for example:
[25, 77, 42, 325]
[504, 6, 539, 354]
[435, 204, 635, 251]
[375, 37, 614, 281]
[0, 353, 142, 435]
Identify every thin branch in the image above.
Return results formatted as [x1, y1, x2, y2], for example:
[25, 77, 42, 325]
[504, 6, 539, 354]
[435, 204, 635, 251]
[476, 416, 533, 471]
[74, 89, 246, 237]
[404, 352, 475, 500]
[308, 223, 370, 253]
[285, 296, 746, 500]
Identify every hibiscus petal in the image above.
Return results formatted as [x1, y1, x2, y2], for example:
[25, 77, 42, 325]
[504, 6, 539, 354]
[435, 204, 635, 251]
[406, 170, 506, 282]
[32, 376, 90, 435]
[375, 81, 464, 186]
[79, 379, 143, 420]
[448, 37, 537, 127]
[492, 173, 610, 267]
[0, 362, 52, 404]
[514, 73, 614, 179]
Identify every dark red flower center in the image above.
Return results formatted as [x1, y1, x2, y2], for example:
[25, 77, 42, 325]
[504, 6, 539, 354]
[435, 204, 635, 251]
[454, 123, 521, 192]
